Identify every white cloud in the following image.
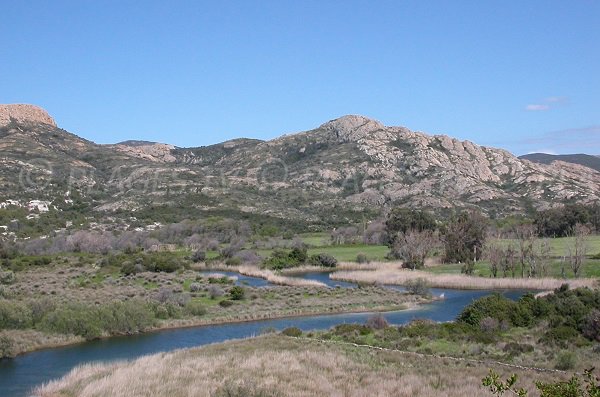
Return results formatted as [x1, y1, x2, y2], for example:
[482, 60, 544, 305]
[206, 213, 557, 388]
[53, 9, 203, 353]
[543, 96, 567, 103]
[524, 96, 568, 111]
[525, 104, 550, 111]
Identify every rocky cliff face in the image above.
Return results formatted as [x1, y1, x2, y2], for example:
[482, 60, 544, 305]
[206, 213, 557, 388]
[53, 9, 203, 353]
[0, 104, 57, 127]
[1, 107, 599, 226]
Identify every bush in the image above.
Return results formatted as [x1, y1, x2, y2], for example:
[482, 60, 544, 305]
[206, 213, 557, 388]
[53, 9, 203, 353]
[229, 286, 245, 300]
[366, 313, 388, 329]
[40, 304, 102, 340]
[208, 285, 224, 299]
[192, 250, 206, 263]
[0, 270, 15, 285]
[225, 257, 241, 266]
[219, 300, 234, 308]
[356, 253, 369, 264]
[281, 327, 302, 337]
[120, 261, 137, 275]
[97, 300, 155, 334]
[503, 342, 534, 356]
[184, 301, 207, 316]
[582, 309, 600, 342]
[189, 282, 202, 292]
[405, 278, 430, 297]
[0, 300, 33, 329]
[458, 294, 516, 327]
[555, 350, 577, 370]
[0, 335, 16, 358]
[309, 253, 338, 268]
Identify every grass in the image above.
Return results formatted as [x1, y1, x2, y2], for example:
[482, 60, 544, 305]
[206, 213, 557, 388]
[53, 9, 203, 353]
[35, 335, 568, 397]
[425, 258, 600, 278]
[331, 263, 598, 290]
[495, 235, 600, 257]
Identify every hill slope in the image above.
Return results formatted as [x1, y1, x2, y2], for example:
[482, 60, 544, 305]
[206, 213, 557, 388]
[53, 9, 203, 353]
[1, 106, 599, 228]
[519, 153, 600, 173]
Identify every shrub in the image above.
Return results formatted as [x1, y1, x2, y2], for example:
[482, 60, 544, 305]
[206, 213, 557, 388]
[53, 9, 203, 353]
[189, 282, 202, 292]
[225, 257, 241, 266]
[0, 300, 33, 329]
[184, 301, 207, 316]
[405, 278, 430, 297]
[480, 317, 500, 333]
[229, 286, 245, 300]
[208, 285, 224, 299]
[458, 294, 516, 327]
[281, 327, 302, 337]
[503, 343, 534, 356]
[192, 250, 206, 263]
[97, 300, 155, 334]
[356, 253, 369, 264]
[28, 298, 56, 325]
[582, 309, 600, 342]
[40, 304, 102, 340]
[555, 350, 577, 370]
[309, 253, 338, 268]
[120, 261, 137, 275]
[0, 270, 15, 285]
[219, 300, 234, 308]
[0, 335, 16, 358]
[366, 313, 388, 329]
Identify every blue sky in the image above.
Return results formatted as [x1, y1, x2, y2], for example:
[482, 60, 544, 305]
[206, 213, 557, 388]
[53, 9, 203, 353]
[1, 1, 598, 155]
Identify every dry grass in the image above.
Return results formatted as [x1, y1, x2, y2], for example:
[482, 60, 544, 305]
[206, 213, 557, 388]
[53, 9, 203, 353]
[35, 335, 565, 397]
[237, 266, 327, 287]
[0, 329, 83, 356]
[332, 262, 598, 290]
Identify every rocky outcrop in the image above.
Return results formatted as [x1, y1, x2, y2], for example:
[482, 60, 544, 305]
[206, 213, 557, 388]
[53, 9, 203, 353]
[0, 104, 57, 127]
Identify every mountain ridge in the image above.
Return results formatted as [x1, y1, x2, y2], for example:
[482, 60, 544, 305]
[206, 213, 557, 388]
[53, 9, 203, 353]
[1, 106, 599, 227]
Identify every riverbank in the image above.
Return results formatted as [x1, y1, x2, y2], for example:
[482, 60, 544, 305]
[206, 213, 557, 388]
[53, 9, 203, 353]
[331, 262, 599, 290]
[1, 263, 425, 357]
[34, 334, 567, 397]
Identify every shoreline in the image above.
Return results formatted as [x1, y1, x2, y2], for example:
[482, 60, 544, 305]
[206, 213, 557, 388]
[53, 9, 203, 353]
[6, 299, 426, 359]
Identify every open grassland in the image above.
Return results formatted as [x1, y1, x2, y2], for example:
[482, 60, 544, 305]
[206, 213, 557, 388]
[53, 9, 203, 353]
[331, 262, 598, 290]
[496, 235, 600, 257]
[35, 335, 566, 397]
[425, 258, 600, 278]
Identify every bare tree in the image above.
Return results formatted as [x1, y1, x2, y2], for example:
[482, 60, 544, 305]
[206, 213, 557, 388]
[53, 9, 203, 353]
[485, 241, 503, 278]
[567, 223, 590, 277]
[513, 224, 537, 278]
[537, 238, 552, 277]
[391, 229, 438, 270]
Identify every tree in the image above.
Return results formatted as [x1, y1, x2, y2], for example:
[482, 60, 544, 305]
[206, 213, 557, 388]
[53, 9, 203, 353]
[442, 211, 488, 264]
[385, 208, 437, 245]
[390, 229, 438, 270]
[566, 223, 590, 277]
[514, 224, 537, 278]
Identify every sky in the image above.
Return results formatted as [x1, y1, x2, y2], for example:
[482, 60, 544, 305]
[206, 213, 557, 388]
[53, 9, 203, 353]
[1, 0, 599, 155]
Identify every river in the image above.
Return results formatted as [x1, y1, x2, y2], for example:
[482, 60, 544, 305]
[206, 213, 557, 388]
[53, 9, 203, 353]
[0, 271, 526, 397]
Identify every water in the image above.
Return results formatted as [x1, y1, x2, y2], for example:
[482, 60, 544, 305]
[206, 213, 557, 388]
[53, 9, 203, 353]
[198, 270, 272, 287]
[0, 272, 527, 397]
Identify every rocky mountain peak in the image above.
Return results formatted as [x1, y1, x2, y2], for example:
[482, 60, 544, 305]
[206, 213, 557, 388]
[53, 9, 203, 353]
[320, 115, 385, 142]
[0, 104, 57, 128]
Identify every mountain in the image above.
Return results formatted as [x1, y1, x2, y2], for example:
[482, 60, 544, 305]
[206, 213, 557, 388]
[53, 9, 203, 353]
[520, 153, 600, 173]
[1, 105, 600, 229]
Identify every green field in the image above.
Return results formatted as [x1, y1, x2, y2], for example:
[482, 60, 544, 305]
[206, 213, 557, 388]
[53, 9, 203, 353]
[495, 235, 600, 257]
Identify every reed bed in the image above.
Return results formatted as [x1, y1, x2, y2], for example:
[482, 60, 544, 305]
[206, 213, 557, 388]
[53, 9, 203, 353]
[36, 335, 563, 397]
[237, 266, 327, 287]
[331, 263, 597, 290]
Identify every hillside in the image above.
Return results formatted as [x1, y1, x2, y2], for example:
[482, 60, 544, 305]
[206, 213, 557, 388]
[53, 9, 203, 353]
[1, 105, 600, 229]
[519, 152, 600, 173]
